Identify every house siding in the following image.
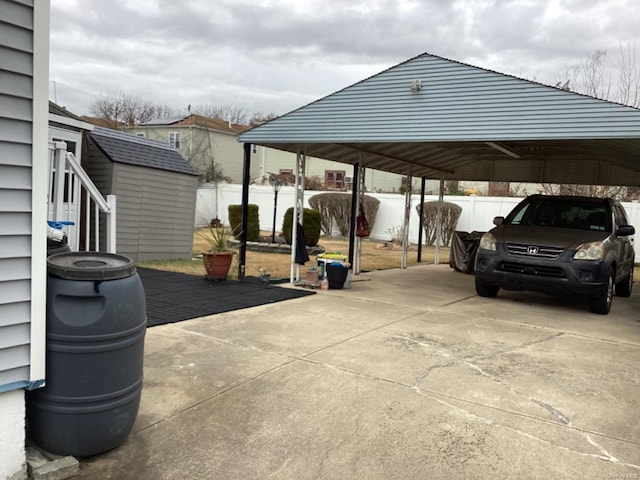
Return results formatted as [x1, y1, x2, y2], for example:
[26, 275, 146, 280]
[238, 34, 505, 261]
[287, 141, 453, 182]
[1, 0, 48, 478]
[133, 125, 260, 183]
[0, 0, 35, 389]
[210, 130, 257, 182]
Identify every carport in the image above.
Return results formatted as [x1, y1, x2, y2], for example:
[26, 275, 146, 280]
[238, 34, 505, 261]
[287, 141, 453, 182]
[237, 52, 640, 280]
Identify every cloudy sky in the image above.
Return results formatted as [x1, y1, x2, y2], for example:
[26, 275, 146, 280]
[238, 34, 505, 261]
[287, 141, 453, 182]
[49, 0, 640, 119]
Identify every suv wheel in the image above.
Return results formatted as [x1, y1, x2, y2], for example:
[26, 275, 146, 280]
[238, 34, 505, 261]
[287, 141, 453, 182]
[589, 267, 614, 315]
[475, 277, 499, 297]
[615, 266, 633, 298]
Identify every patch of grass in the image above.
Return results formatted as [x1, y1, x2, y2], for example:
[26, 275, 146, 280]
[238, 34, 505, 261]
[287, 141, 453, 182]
[136, 258, 206, 277]
[137, 228, 450, 279]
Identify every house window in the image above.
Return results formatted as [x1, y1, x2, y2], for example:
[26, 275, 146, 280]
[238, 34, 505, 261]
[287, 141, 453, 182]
[169, 132, 180, 149]
[279, 169, 293, 175]
[252, 145, 257, 154]
[324, 170, 346, 189]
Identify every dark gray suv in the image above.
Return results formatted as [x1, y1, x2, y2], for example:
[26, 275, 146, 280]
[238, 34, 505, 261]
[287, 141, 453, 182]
[474, 195, 635, 314]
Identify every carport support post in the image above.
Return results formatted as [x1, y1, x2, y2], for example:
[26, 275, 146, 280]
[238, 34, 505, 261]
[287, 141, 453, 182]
[289, 148, 306, 283]
[417, 177, 426, 262]
[434, 178, 444, 265]
[348, 164, 359, 270]
[350, 161, 365, 275]
[238, 142, 251, 279]
[401, 175, 412, 269]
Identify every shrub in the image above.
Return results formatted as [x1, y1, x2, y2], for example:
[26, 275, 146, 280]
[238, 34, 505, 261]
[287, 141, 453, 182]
[308, 193, 380, 236]
[282, 208, 321, 246]
[228, 204, 260, 241]
[415, 201, 462, 246]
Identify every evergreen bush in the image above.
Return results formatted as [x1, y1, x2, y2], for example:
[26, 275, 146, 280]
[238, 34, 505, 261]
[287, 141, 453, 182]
[228, 204, 260, 242]
[282, 208, 321, 246]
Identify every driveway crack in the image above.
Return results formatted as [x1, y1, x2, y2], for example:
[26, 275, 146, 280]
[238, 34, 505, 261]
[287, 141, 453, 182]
[414, 360, 454, 389]
[391, 333, 640, 471]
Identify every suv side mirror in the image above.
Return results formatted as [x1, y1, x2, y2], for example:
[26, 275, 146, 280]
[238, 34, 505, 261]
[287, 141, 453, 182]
[493, 216, 504, 226]
[617, 225, 635, 236]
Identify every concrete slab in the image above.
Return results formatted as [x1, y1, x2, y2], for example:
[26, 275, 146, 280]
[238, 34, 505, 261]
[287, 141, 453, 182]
[72, 265, 640, 479]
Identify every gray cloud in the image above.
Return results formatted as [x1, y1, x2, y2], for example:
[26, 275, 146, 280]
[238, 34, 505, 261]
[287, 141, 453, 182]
[49, 0, 640, 117]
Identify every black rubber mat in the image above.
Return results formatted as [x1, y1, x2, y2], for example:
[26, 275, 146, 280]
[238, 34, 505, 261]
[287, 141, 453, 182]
[137, 267, 315, 327]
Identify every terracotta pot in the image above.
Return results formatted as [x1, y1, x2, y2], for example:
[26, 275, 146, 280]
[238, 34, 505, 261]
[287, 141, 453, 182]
[305, 269, 319, 285]
[202, 251, 233, 280]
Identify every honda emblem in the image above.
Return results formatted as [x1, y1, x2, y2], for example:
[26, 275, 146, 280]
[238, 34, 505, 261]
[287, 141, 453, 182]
[527, 246, 539, 255]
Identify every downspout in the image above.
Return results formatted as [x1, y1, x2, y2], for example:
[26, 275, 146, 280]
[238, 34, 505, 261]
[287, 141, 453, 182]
[238, 143, 251, 279]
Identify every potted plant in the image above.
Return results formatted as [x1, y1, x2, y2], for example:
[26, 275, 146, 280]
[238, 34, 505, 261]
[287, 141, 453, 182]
[199, 225, 234, 280]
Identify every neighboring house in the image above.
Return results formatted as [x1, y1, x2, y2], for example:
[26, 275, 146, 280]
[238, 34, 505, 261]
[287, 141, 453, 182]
[258, 146, 441, 193]
[1, 1, 50, 479]
[131, 114, 261, 184]
[133, 114, 421, 192]
[87, 127, 200, 261]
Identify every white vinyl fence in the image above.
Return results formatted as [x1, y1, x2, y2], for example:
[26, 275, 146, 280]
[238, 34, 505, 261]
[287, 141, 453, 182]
[196, 184, 640, 261]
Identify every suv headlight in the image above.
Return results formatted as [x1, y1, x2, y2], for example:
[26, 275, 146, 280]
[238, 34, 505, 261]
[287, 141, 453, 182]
[479, 232, 496, 251]
[573, 241, 604, 261]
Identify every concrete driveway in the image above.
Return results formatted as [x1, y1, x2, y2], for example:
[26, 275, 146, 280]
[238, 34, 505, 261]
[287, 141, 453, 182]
[76, 265, 640, 479]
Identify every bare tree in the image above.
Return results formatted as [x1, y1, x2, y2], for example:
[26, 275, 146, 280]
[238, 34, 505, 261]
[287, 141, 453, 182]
[89, 90, 175, 131]
[617, 43, 640, 108]
[541, 183, 621, 197]
[548, 46, 640, 200]
[555, 44, 640, 106]
[555, 49, 611, 99]
[191, 104, 249, 124]
[154, 103, 179, 119]
[249, 112, 279, 127]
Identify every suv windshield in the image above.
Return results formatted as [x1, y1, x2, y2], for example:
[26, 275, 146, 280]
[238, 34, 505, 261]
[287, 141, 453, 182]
[505, 199, 611, 232]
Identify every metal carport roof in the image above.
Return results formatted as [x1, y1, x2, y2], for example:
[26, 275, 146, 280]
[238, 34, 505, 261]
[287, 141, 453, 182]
[239, 52, 640, 186]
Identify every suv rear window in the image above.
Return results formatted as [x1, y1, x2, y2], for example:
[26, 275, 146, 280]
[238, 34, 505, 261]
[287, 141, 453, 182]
[506, 199, 611, 232]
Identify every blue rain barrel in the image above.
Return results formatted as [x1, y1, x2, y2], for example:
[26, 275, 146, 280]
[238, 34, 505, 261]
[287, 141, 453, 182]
[27, 252, 146, 457]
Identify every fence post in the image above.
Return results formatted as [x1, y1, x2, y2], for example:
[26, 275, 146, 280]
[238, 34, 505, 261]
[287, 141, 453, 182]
[470, 194, 477, 232]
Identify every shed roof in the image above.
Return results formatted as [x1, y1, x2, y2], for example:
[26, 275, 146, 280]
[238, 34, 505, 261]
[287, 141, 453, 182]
[239, 52, 640, 186]
[90, 127, 200, 176]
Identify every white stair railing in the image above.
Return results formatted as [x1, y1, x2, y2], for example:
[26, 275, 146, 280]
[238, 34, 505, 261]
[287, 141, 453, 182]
[49, 141, 116, 253]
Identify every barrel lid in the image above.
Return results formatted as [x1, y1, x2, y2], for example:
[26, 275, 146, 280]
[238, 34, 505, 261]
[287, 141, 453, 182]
[47, 252, 136, 280]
